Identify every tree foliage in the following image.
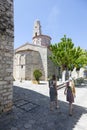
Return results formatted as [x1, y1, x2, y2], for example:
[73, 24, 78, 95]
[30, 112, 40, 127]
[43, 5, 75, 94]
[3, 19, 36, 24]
[49, 35, 87, 71]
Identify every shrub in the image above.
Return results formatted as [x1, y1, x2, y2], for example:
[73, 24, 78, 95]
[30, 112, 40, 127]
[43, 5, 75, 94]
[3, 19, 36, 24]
[33, 69, 42, 83]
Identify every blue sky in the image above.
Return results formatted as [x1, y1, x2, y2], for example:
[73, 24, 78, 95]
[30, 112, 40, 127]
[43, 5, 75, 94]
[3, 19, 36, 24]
[14, 0, 87, 49]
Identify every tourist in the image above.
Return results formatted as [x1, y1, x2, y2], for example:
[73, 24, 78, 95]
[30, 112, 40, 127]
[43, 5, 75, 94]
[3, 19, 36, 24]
[64, 77, 76, 116]
[49, 75, 59, 111]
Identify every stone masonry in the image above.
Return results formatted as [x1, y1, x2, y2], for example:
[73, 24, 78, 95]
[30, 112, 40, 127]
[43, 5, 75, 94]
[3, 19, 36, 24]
[13, 20, 57, 81]
[14, 43, 57, 81]
[0, 0, 14, 112]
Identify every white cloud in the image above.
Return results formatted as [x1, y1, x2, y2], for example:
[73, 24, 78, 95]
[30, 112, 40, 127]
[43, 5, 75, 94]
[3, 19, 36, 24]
[44, 5, 60, 35]
[44, 5, 60, 39]
[47, 6, 60, 26]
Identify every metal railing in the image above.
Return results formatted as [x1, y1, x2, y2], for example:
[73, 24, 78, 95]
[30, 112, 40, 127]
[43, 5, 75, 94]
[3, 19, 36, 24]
[57, 82, 67, 90]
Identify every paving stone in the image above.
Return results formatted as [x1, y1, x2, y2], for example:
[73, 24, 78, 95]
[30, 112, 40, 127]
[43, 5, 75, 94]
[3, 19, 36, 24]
[11, 127, 18, 130]
[0, 81, 87, 130]
[24, 123, 32, 129]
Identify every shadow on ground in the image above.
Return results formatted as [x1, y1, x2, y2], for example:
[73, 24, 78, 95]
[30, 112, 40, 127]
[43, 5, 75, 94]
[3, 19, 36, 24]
[0, 85, 87, 130]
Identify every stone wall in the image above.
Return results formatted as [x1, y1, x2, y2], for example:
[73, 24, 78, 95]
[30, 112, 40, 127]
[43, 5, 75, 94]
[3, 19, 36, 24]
[14, 50, 44, 80]
[25, 50, 44, 80]
[47, 48, 58, 78]
[14, 44, 47, 80]
[0, 0, 14, 112]
[14, 43, 57, 81]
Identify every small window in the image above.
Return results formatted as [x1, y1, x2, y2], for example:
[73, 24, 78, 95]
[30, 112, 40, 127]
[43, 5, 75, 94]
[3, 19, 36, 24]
[35, 32, 37, 36]
[21, 65, 23, 68]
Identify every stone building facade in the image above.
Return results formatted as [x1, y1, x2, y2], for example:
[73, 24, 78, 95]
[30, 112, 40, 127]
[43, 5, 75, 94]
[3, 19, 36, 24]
[0, 0, 14, 112]
[14, 20, 57, 81]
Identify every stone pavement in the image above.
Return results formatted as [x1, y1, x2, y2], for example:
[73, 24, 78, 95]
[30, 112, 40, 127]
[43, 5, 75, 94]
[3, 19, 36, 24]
[0, 80, 87, 130]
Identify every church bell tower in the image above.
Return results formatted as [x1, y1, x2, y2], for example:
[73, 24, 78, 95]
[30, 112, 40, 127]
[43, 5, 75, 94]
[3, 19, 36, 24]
[33, 20, 42, 37]
[32, 20, 51, 47]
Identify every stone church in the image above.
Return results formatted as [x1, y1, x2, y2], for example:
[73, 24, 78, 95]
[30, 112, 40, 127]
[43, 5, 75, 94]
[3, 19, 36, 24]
[13, 20, 58, 81]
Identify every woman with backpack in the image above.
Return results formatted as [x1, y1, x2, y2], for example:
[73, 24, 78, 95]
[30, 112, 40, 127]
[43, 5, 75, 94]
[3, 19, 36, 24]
[49, 75, 59, 111]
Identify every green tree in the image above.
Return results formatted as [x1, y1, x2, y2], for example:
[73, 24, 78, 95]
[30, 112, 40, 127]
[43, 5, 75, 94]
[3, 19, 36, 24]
[71, 47, 83, 70]
[50, 35, 74, 70]
[49, 35, 84, 71]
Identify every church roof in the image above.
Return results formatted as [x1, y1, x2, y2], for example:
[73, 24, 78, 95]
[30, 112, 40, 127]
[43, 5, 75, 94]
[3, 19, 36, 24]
[14, 42, 48, 53]
[32, 34, 51, 40]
